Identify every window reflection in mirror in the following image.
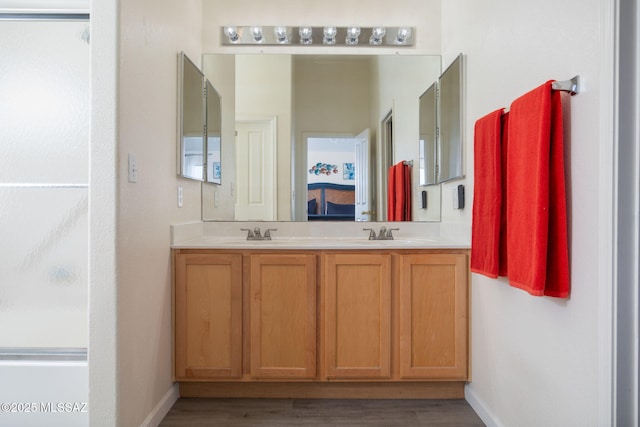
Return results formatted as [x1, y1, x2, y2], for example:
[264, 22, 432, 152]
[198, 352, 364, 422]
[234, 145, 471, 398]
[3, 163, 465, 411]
[178, 52, 205, 181]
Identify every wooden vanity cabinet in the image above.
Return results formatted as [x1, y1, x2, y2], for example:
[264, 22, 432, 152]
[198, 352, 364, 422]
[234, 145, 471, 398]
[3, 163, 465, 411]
[174, 250, 317, 381]
[322, 253, 392, 379]
[397, 253, 468, 380]
[249, 253, 317, 379]
[174, 252, 243, 380]
[174, 248, 469, 396]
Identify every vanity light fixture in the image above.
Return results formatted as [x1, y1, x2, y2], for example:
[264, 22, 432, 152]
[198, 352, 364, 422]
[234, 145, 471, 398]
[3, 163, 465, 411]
[395, 27, 412, 45]
[345, 26, 360, 45]
[369, 27, 386, 45]
[323, 26, 337, 45]
[250, 26, 263, 42]
[299, 26, 313, 45]
[220, 26, 414, 46]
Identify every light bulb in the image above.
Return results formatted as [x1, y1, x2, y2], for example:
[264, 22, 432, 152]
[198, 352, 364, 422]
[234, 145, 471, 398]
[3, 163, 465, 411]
[274, 26, 288, 43]
[396, 27, 412, 44]
[250, 26, 263, 42]
[299, 26, 313, 45]
[323, 26, 337, 45]
[369, 27, 386, 45]
[224, 26, 238, 42]
[346, 26, 360, 45]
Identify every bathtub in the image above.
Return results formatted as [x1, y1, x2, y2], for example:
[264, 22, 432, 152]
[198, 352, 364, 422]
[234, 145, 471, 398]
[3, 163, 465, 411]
[0, 349, 88, 427]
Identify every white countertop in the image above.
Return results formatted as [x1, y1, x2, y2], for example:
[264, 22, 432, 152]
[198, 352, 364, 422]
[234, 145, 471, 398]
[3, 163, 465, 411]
[171, 221, 470, 250]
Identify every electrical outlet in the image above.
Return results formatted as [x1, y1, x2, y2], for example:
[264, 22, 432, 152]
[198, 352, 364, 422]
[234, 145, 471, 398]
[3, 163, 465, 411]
[128, 154, 137, 183]
[177, 186, 183, 208]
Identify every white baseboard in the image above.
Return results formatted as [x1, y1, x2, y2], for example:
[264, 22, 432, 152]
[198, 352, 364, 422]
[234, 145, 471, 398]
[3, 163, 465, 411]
[139, 383, 179, 427]
[465, 384, 501, 427]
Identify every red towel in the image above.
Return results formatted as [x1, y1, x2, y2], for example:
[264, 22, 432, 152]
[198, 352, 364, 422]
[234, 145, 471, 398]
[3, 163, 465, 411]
[403, 163, 412, 221]
[394, 163, 405, 220]
[387, 162, 411, 221]
[498, 112, 509, 277]
[388, 165, 396, 221]
[506, 81, 569, 298]
[471, 109, 504, 278]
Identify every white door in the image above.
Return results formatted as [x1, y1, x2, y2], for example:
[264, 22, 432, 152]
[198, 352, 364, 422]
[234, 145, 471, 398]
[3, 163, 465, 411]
[354, 128, 372, 221]
[235, 119, 277, 220]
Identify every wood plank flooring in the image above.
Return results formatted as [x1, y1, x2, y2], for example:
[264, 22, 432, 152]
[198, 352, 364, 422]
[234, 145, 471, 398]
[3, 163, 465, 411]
[159, 398, 485, 426]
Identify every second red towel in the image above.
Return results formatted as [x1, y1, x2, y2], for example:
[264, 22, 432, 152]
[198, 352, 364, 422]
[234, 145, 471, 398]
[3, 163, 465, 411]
[471, 108, 504, 278]
[506, 81, 570, 298]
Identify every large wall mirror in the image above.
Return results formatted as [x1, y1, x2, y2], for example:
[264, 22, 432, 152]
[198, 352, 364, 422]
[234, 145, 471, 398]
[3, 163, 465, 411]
[201, 54, 443, 222]
[178, 52, 223, 184]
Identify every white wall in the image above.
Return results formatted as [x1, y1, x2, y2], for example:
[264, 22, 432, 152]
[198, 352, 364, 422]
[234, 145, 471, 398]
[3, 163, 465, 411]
[440, 0, 613, 425]
[91, 0, 204, 426]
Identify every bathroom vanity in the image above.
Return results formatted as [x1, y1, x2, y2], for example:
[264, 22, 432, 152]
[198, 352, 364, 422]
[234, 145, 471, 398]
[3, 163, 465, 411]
[172, 224, 470, 398]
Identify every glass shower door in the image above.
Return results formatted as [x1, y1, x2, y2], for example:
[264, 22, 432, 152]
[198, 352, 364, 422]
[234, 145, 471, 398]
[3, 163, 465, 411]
[0, 18, 89, 353]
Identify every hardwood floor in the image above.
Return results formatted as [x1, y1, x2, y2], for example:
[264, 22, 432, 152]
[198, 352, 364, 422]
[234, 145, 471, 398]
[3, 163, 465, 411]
[159, 398, 485, 426]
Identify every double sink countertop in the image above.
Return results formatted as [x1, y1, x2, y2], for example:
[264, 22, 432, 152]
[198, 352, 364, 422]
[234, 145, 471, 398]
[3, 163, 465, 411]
[171, 221, 470, 250]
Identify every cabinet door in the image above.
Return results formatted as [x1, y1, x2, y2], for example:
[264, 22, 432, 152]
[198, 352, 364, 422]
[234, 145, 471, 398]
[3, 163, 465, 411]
[323, 253, 392, 379]
[249, 253, 317, 379]
[175, 253, 243, 380]
[398, 253, 468, 379]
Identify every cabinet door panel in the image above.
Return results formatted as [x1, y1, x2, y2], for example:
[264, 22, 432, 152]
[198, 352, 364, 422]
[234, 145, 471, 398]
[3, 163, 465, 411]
[250, 254, 317, 378]
[175, 253, 243, 379]
[324, 253, 391, 379]
[399, 253, 468, 379]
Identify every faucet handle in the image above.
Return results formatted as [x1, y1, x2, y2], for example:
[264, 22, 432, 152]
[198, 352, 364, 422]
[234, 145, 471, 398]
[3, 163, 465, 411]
[240, 228, 254, 240]
[264, 228, 278, 240]
[386, 228, 400, 239]
[363, 228, 376, 240]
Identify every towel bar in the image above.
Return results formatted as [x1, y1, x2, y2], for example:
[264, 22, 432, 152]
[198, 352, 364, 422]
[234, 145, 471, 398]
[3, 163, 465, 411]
[551, 75, 579, 95]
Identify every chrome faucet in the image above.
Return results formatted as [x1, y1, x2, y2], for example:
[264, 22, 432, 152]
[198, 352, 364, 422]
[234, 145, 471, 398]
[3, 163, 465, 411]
[363, 226, 399, 240]
[241, 227, 277, 241]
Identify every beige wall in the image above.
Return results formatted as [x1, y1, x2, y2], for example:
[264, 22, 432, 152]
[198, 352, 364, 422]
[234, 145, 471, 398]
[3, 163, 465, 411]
[91, 0, 204, 425]
[441, 0, 613, 425]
